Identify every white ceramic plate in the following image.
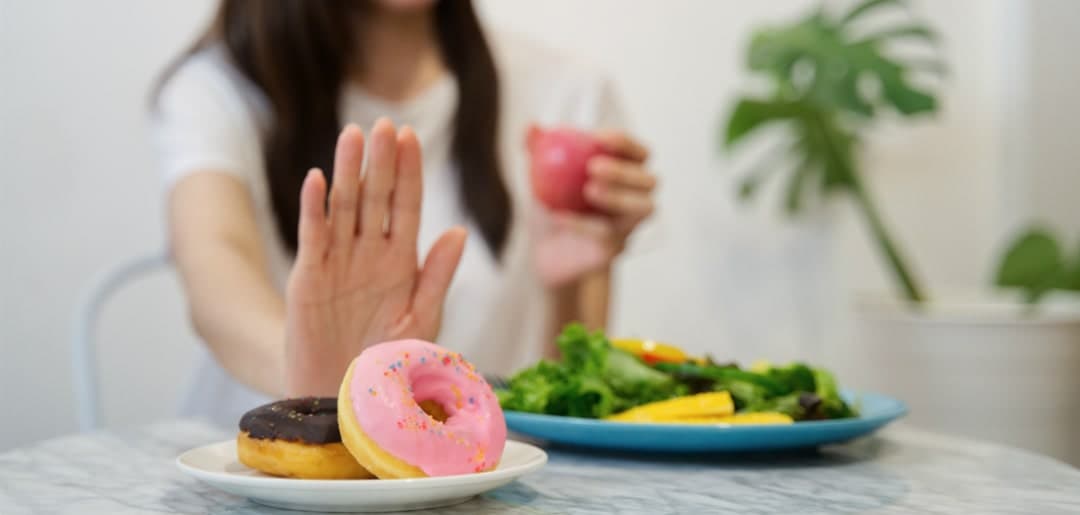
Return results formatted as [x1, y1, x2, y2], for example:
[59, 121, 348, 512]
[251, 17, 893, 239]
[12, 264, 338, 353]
[176, 439, 547, 513]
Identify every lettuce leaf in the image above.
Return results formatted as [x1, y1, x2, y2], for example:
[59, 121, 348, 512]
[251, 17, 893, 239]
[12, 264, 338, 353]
[498, 323, 680, 418]
[498, 324, 857, 421]
[655, 361, 857, 420]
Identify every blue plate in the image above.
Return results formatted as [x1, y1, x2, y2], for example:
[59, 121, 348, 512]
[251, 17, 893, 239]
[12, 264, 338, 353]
[504, 391, 906, 452]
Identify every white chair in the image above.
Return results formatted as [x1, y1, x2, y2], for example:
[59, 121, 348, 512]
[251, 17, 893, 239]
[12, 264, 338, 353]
[71, 251, 171, 432]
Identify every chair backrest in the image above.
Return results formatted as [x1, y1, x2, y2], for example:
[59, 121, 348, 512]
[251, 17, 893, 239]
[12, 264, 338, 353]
[71, 251, 171, 432]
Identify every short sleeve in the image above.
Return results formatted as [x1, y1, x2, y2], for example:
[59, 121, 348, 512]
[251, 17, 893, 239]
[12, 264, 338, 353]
[148, 50, 266, 189]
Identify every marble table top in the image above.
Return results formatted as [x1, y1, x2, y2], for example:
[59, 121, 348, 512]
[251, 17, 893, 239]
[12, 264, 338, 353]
[1, 420, 1078, 514]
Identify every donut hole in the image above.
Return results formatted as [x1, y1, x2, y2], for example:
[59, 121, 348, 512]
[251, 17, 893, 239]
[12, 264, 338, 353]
[418, 399, 450, 423]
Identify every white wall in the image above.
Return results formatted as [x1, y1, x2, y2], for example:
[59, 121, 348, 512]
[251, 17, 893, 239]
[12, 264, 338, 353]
[1021, 0, 1080, 236]
[1, 0, 218, 448]
[2, 0, 1076, 451]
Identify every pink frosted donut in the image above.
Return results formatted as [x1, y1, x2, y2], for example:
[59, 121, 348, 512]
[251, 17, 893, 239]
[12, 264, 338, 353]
[337, 339, 507, 478]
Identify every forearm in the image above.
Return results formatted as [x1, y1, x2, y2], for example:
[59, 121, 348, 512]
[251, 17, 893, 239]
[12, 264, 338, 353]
[177, 244, 287, 398]
[546, 267, 612, 358]
[168, 172, 289, 398]
[576, 268, 611, 329]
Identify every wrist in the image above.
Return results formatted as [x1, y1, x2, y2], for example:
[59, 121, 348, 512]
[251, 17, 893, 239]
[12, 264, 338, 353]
[546, 278, 581, 299]
[284, 318, 345, 398]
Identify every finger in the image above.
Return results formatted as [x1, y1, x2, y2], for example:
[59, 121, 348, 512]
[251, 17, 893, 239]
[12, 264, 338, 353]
[413, 226, 467, 314]
[361, 118, 397, 240]
[587, 156, 658, 191]
[329, 124, 364, 248]
[593, 129, 649, 163]
[584, 180, 656, 219]
[524, 123, 541, 149]
[296, 168, 329, 266]
[390, 125, 422, 246]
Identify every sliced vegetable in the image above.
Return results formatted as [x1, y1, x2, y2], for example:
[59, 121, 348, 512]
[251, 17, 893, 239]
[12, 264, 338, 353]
[611, 338, 690, 364]
[604, 392, 734, 422]
[673, 413, 794, 425]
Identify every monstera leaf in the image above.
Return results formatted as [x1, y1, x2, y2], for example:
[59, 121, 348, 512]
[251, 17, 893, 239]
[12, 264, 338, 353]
[995, 228, 1080, 304]
[722, 0, 943, 302]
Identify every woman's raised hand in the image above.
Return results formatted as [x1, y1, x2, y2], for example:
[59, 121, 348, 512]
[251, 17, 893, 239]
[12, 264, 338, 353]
[284, 119, 466, 396]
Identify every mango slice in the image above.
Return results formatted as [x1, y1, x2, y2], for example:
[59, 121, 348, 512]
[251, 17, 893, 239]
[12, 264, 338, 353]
[605, 392, 734, 422]
[671, 412, 794, 425]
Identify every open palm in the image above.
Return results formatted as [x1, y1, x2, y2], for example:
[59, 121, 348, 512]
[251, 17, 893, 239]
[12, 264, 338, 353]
[285, 120, 466, 396]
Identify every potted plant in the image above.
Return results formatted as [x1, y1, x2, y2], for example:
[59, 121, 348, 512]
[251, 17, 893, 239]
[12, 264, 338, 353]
[722, 0, 1080, 464]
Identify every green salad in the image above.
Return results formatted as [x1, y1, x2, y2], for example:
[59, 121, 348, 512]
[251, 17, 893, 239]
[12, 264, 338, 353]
[496, 324, 858, 421]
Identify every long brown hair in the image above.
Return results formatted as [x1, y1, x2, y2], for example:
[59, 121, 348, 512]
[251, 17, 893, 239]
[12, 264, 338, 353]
[157, 0, 511, 257]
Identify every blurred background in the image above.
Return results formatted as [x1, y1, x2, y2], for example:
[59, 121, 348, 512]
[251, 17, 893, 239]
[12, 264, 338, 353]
[2, 0, 1078, 461]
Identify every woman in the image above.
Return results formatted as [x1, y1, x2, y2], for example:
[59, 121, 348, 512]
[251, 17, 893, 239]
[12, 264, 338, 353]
[152, 0, 657, 426]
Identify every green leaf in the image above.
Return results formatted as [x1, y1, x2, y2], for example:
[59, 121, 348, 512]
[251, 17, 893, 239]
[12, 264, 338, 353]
[502, 323, 682, 417]
[813, 367, 840, 399]
[498, 360, 564, 413]
[798, 115, 857, 190]
[826, 74, 875, 117]
[724, 99, 804, 148]
[765, 363, 818, 393]
[812, 367, 858, 418]
[858, 25, 940, 46]
[744, 392, 805, 418]
[1067, 245, 1080, 292]
[603, 347, 676, 400]
[841, 0, 906, 26]
[783, 157, 815, 214]
[995, 228, 1066, 303]
[879, 72, 938, 114]
[556, 323, 606, 375]
[557, 376, 617, 418]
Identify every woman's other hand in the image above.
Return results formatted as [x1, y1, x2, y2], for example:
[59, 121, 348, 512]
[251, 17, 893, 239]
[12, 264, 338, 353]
[534, 130, 657, 287]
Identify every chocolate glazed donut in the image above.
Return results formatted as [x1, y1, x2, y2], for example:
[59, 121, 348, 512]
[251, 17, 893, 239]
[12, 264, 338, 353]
[236, 397, 373, 479]
[239, 397, 341, 443]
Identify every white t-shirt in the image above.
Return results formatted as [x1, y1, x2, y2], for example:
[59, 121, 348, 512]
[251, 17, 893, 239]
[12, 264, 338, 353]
[150, 31, 627, 428]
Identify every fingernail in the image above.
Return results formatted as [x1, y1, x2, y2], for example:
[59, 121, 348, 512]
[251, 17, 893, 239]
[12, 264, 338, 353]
[339, 125, 361, 144]
[342, 123, 361, 135]
[375, 117, 394, 131]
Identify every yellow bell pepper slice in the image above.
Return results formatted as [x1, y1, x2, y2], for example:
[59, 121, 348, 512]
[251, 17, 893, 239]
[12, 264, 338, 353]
[749, 359, 772, 374]
[604, 392, 734, 422]
[671, 413, 794, 425]
[610, 338, 690, 364]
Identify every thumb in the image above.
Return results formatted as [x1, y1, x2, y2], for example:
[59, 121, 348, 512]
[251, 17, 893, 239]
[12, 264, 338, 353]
[525, 123, 542, 151]
[413, 226, 467, 315]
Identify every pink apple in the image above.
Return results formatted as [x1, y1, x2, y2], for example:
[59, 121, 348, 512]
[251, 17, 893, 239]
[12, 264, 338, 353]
[526, 126, 607, 212]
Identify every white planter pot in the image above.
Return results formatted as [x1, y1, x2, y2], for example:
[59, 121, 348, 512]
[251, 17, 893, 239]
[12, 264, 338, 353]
[850, 293, 1080, 466]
